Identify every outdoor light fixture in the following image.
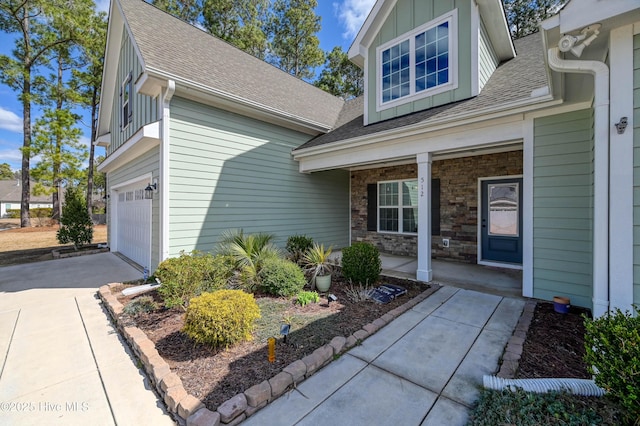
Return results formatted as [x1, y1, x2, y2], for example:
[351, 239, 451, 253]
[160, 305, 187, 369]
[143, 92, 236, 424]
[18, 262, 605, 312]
[144, 180, 157, 199]
[280, 323, 290, 343]
[615, 117, 628, 135]
[558, 24, 601, 58]
[327, 294, 337, 306]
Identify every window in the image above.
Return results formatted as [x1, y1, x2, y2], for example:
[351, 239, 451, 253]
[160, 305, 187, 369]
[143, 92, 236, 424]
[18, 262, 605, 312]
[377, 11, 457, 110]
[121, 72, 132, 129]
[378, 180, 418, 234]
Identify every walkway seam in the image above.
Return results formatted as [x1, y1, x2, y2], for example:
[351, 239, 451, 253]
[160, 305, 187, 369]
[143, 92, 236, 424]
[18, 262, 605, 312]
[0, 309, 20, 381]
[75, 296, 118, 426]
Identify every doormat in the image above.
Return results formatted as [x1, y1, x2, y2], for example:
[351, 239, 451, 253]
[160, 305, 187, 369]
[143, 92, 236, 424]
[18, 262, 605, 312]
[369, 284, 407, 304]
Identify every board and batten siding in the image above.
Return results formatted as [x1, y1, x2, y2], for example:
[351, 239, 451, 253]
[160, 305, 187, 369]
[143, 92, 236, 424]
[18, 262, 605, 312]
[533, 109, 594, 309]
[367, 0, 472, 124]
[633, 33, 640, 307]
[478, 19, 498, 91]
[107, 147, 160, 268]
[107, 28, 159, 156]
[167, 97, 349, 256]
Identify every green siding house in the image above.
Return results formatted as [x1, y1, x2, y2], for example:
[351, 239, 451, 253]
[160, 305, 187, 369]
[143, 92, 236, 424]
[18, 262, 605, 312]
[97, 0, 640, 317]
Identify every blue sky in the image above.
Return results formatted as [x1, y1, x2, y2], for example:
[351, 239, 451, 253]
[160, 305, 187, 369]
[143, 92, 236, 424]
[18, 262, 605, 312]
[0, 0, 375, 171]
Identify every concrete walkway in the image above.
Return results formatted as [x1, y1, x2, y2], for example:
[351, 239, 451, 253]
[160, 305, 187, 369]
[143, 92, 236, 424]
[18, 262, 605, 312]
[0, 253, 175, 426]
[243, 286, 525, 426]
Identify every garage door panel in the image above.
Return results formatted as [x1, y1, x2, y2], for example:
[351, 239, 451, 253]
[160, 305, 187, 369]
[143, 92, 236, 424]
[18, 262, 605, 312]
[116, 183, 151, 268]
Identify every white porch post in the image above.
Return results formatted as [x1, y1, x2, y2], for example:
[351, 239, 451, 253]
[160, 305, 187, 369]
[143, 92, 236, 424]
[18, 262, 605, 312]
[608, 25, 634, 312]
[417, 153, 433, 282]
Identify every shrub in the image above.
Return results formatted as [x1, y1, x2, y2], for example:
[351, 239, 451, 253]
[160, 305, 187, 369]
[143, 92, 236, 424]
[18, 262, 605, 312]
[183, 290, 260, 348]
[296, 290, 319, 306]
[259, 257, 306, 297]
[123, 296, 158, 316]
[57, 187, 93, 249]
[31, 207, 53, 218]
[286, 234, 314, 264]
[217, 229, 280, 290]
[155, 251, 235, 309]
[584, 306, 640, 422]
[341, 242, 381, 285]
[5, 209, 20, 218]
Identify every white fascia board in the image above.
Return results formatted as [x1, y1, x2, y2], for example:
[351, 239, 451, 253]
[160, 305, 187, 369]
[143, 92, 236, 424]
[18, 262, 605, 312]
[98, 121, 161, 173]
[135, 72, 165, 98]
[298, 117, 526, 173]
[558, 0, 640, 34]
[146, 68, 331, 134]
[94, 133, 111, 147]
[476, 0, 516, 60]
[294, 95, 559, 160]
[348, 0, 397, 63]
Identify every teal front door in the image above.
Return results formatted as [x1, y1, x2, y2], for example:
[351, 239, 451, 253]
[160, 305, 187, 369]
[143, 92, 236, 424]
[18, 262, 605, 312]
[481, 178, 523, 264]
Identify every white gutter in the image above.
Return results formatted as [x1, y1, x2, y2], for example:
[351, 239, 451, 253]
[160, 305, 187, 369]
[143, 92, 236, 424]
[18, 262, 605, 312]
[547, 47, 610, 318]
[160, 80, 175, 265]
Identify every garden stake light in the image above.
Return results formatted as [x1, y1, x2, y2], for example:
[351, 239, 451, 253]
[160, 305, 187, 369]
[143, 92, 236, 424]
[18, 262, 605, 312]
[268, 337, 275, 363]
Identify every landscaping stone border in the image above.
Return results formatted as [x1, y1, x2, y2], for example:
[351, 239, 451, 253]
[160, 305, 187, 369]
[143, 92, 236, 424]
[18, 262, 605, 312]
[496, 300, 536, 379]
[52, 245, 108, 259]
[98, 282, 441, 426]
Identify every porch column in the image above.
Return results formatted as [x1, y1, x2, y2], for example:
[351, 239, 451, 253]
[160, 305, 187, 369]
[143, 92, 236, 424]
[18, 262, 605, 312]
[417, 153, 433, 282]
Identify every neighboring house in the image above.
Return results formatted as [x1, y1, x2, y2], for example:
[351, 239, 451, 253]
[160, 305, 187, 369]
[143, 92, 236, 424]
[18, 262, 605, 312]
[0, 180, 52, 218]
[97, 0, 640, 316]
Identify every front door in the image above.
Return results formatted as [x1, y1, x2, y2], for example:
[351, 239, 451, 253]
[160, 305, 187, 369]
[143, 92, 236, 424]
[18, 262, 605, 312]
[481, 178, 523, 264]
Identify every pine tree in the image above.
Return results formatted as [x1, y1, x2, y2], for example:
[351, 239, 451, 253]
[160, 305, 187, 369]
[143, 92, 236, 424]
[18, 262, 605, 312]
[0, 163, 13, 179]
[57, 187, 93, 250]
[314, 46, 363, 99]
[268, 0, 324, 80]
[502, 0, 565, 39]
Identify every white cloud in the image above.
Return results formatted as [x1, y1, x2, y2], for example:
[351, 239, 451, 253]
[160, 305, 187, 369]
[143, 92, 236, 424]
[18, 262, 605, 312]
[0, 148, 22, 162]
[0, 107, 23, 133]
[334, 0, 376, 40]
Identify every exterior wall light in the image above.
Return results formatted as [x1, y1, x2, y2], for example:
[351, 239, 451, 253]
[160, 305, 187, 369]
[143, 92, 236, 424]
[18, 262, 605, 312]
[145, 180, 157, 199]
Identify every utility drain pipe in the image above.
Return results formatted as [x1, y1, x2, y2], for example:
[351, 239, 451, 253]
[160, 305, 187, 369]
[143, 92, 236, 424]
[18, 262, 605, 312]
[547, 45, 610, 318]
[483, 375, 605, 397]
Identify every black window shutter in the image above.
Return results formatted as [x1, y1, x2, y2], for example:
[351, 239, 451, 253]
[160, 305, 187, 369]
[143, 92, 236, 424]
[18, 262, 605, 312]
[127, 72, 133, 124]
[431, 179, 440, 235]
[367, 183, 377, 231]
[119, 84, 123, 129]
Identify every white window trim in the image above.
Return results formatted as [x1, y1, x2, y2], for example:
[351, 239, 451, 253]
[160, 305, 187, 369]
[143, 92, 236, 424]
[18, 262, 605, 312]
[377, 179, 418, 235]
[122, 73, 132, 131]
[376, 9, 458, 112]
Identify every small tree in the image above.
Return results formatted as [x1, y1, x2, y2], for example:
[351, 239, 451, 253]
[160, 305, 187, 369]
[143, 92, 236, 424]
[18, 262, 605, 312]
[57, 187, 93, 249]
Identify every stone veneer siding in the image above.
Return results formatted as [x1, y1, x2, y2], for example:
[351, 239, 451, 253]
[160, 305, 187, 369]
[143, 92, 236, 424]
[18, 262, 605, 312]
[351, 150, 523, 263]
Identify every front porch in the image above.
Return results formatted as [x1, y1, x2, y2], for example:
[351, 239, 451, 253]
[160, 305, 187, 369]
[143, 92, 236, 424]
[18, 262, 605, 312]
[333, 251, 523, 299]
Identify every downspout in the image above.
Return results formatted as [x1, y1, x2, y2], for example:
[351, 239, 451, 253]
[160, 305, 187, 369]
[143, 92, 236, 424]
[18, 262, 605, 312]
[547, 47, 610, 318]
[160, 80, 175, 264]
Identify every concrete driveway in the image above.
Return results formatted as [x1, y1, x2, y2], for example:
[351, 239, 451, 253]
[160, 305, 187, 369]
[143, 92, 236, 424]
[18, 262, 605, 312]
[0, 253, 175, 425]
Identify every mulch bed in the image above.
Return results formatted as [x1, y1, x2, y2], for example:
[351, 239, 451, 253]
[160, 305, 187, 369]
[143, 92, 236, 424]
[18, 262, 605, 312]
[117, 275, 429, 411]
[516, 302, 591, 379]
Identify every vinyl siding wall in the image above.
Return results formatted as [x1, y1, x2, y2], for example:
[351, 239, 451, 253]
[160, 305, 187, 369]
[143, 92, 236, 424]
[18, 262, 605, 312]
[107, 147, 160, 268]
[107, 29, 159, 155]
[533, 109, 594, 309]
[367, 0, 472, 124]
[633, 33, 640, 306]
[167, 97, 349, 256]
[478, 19, 498, 91]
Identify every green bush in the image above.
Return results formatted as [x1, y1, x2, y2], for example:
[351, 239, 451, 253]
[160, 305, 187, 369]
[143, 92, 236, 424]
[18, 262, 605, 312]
[286, 234, 314, 264]
[259, 258, 306, 297]
[183, 290, 260, 348]
[57, 187, 93, 249]
[155, 251, 235, 309]
[123, 296, 158, 316]
[296, 290, 319, 306]
[31, 207, 52, 218]
[468, 388, 621, 425]
[584, 306, 640, 422]
[5, 209, 20, 218]
[341, 242, 381, 285]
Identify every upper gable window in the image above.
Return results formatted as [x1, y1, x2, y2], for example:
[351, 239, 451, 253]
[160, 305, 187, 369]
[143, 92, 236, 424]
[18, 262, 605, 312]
[121, 72, 132, 130]
[377, 10, 457, 111]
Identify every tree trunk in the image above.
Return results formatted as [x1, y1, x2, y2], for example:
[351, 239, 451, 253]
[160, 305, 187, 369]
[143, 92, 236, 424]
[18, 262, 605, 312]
[20, 12, 31, 228]
[86, 88, 98, 216]
[52, 53, 63, 222]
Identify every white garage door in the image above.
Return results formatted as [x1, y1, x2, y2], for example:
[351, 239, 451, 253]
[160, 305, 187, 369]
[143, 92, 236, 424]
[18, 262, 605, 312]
[115, 181, 151, 269]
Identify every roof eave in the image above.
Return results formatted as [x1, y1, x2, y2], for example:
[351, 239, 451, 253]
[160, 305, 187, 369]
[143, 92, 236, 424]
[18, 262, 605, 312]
[477, 0, 516, 60]
[348, 0, 397, 62]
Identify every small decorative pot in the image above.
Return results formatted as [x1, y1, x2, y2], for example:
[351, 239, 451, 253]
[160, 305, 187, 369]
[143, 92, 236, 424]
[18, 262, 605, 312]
[315, 274, 332, 292]
[553, 296, 571, 314]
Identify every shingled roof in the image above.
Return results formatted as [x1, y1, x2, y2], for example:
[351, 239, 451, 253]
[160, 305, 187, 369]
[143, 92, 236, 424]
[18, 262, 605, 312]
[118, 0, 344, 130]
[296, 32, 547, 150]
[0, 180, 51, 203]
